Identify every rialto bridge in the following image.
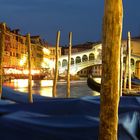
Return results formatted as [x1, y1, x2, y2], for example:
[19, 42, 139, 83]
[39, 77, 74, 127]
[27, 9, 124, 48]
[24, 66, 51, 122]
[58, 44, 140, 75]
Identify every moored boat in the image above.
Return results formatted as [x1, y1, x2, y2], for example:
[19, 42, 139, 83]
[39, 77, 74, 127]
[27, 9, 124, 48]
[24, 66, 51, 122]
[87, 75, 101, 92]
[87, 74, 140, 93]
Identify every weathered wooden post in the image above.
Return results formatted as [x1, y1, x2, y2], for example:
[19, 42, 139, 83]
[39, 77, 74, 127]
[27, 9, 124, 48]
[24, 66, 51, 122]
[128, 31, 131, 90]
[123, 40, 129, 90]
[52, 31, 60, 97]
[0, 23, 5, 99]
[99, 0, 123, 140]
[120, 46, 123, 96]
[27, 33, 33, 103]
[66, 32, 72, 98]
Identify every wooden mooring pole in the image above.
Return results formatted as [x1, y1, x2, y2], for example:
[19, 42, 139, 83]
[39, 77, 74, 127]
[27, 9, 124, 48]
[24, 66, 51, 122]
[120, 46, 123, 96]
[99, 0, 123, 139]
[123, 40, 129, 91]
[66, 32, 72, 98]
[52, 31, 60, 97]
[128, 31, 131, 90]
[27, 33, 33, 103]
[0, 23, 5, 99]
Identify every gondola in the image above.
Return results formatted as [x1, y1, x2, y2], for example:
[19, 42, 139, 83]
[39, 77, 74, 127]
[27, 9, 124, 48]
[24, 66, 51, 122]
[87, 75, 140, 93]
[87, 75, 101, 92]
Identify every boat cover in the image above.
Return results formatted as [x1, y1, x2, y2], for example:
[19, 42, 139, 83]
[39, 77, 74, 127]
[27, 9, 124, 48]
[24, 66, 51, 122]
[0, 87, 140, 140]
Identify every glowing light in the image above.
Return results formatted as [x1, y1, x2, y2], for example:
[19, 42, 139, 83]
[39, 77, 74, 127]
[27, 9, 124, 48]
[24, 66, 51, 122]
[19, 55, 27, 66]
[43, 48, 50, 55]
[41, 58, 55, 69]
[23, 69, 40, 75]
[23, 70, 28, 75]
[31, 70, 40, 75]
[40, 80, 53, 87]
[49, 60, 55, 69]
[39, 87, 52, 97]
[13, 79, 29, 87]
[4, 68, 22, 74]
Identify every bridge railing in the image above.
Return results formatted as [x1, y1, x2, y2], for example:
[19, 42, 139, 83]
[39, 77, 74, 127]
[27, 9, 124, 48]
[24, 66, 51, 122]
[59, 44, 102, 60]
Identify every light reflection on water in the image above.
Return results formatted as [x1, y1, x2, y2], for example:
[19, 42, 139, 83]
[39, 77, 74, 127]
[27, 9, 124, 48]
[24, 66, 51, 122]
[3, 79, 99, 98]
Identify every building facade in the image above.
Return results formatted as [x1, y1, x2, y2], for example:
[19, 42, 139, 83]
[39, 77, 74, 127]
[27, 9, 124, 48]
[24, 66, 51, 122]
[0, 23, 51, 76]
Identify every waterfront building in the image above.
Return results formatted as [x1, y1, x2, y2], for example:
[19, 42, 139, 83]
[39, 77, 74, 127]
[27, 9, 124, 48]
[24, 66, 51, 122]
[61, 42, 98, 55]
[47, 45, 61, 77]
[0, 23, 50, 77]
[48, 45, 61, 61]
[3, 27, 27, 75]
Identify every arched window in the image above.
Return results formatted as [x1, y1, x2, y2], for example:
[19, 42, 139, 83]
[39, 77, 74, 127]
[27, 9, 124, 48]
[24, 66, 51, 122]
[62, 59, 67, 67]
[75, 56, 81, 64]
[89, 53, 95, 60]
[71, 58, 74, 65]
[82, 55, 88, 62]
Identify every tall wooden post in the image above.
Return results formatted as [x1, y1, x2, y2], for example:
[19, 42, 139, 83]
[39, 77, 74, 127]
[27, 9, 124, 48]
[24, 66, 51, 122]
[52, 31, 60, 97]
[120, 46, 123, 96]
[27, 33, 33, 103]
[128, 32, 131, 90]
[123, 41, 129, 90]
[99, 0, 123, 140]
[66, 32, 72, 98]
[0, 23, 5, 99]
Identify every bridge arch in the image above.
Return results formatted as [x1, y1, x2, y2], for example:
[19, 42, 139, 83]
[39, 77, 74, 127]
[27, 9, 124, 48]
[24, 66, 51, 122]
[76, 56, 81, 64]
[58, 61, 61, 67]
[82, 55, 88, 62]
[131, 58, 135, 66]
[89, 53, 95, 60]
[62, 59, 67, 67]
[123, 57, 135, 65]
[71, 58, 74, 65]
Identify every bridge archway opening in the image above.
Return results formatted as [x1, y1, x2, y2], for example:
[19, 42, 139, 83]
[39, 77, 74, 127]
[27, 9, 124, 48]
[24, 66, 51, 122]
[89, 53, 95, 60]
[82, 55, 88, 62]
[123, 57, 135, 66]
[131, 58, 135, 66]
[76, 56, 81, 64]
[71, 58, 74, 65]
[58, 61, 61, 67]
[62, 59, 67, 67]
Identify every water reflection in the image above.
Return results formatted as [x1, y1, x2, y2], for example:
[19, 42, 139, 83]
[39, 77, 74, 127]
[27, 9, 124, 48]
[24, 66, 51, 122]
[4, 79, 53, 97]
[3, 79, 97, 98]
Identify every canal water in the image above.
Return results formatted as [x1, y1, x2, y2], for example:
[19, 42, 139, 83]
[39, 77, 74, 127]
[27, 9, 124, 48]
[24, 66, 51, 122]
[3, 79, 99, 98]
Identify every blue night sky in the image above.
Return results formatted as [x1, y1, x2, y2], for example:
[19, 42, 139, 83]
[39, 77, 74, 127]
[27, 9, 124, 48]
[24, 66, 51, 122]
[0, 0, 140, 45]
